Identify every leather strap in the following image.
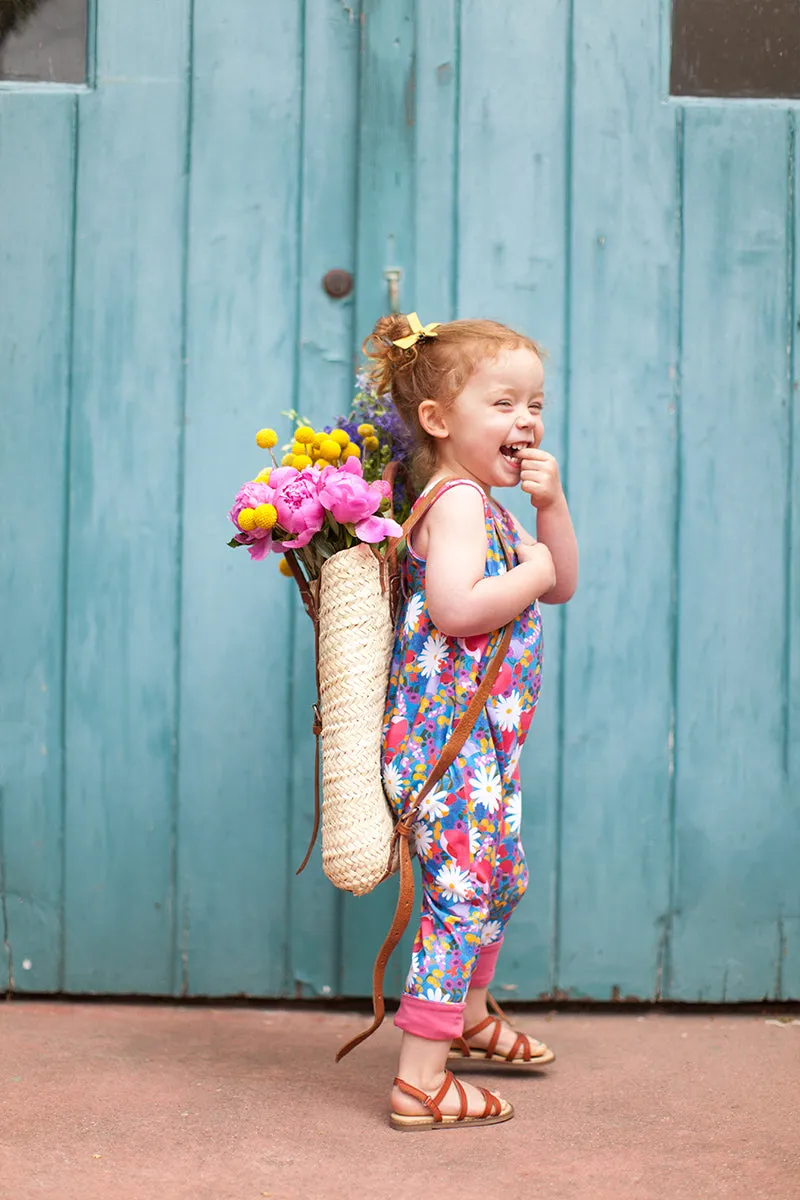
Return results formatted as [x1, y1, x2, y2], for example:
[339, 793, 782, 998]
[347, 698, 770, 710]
[295, 570, 322, 876]
[392, 1071, 467, 1123]
[335, 818, 416, 1060]
[488, 989, 510, 1024]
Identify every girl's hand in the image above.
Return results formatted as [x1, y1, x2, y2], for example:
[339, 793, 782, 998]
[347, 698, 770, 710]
[516, 540, 556, 594]
[519, 447, 564, 510]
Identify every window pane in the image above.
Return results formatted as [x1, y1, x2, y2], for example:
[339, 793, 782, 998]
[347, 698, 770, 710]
[0, 0, 87, 84]
[671, 0, 800, 100]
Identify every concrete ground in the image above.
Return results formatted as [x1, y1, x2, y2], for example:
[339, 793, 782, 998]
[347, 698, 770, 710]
[0, 1002, 798, 1200]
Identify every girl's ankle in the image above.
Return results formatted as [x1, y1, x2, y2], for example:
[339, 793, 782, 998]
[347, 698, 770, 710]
[463, 1004, 489, 1028]
[394, 1068, 448, 1094]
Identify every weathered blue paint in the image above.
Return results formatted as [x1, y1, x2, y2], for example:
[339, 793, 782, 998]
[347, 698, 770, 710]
[672, 107, 799, 1001]
[556, 0, 681, 1001]
[0, 92, 76, 994]
[62, 0, 192, 993]
[0, 0, 797, 1002]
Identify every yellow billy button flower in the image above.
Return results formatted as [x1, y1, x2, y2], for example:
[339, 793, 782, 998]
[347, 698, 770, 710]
[319, 438, 342, 461]
[291, 454, 312, 470]
[254, 467, 272, 484]
[281, 453, 295, 466]
[357, 422, 375, 437]
[329, 428, 350, 448]
[256, 428, 278, 449]
[253, 503, 277, 530]
[363, 435, 379, 452]
[279, 556, 294, 576]
[294, 425, 315, 444]
[342, 443, 361, 460]
[292, 441, 305, 456]
[238, 507, 257, 531]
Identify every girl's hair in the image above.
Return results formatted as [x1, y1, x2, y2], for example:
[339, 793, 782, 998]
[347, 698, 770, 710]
[362, 314, 543, 483]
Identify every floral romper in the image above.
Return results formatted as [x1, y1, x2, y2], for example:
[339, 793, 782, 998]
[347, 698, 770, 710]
[381, 478, 543, 1041]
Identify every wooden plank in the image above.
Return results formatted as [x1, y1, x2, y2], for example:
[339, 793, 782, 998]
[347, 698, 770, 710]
[288, 0, 361, 999]
[340, 0, 418, 998]
[788, 112, 800, 1000]
[413, 1, 459, 320]
[457, 0, 570, 999]
[353, 0, 416, 335]
[671, 108, 797, 1000]
[176, 0, 303, 996]
[0, 93, 76, 993]
[63, 1, 190, 992]
[557, 0, 680, 999]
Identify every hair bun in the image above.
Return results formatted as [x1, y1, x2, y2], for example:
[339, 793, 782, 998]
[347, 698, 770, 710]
[362, 313, 421, 395]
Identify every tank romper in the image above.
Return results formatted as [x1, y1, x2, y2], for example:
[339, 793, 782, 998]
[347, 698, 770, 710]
[381, 478, 544, 1041]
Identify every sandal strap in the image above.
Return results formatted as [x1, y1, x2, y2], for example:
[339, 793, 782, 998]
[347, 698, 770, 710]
[462, 1015, 496, 1041]
[463, 1014, 503, 1058]
[450, 1035, 471, 1058]
[506, 1032, 530, 1062]
[393, 1076, 442, 1123]
[394, 1071, 459, 1123]
[394, 1072, 488, 1123]
[480, 1087, 500, 1118]
[463, 1016, 544, 1062]
[452, 1074, 468, 1121]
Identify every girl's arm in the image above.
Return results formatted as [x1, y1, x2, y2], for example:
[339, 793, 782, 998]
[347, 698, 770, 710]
[423, 484, 556, 637]
[518, 447, 578, 604]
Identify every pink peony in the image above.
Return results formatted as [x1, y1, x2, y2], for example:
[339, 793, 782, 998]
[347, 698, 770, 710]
[228, 481, 274, 533]
[271, 466, 325, 550]
[244, 536, 272, 561]
[318, 459, 392, 526]
[228, 481, 278, 561]
[354, 514, 403, 543]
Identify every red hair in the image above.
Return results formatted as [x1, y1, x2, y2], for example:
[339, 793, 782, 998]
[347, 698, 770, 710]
[363, 314, 543, 483]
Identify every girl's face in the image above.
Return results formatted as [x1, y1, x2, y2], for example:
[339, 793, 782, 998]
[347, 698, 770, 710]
[422, 347, 545, 491]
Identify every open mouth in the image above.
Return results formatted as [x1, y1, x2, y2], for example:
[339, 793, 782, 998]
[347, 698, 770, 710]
[499, 442, 530, 463]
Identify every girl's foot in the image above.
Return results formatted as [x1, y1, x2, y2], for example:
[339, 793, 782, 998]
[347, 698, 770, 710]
[390, 1070, 513, 1131]
[452, 1013, 555, 1065]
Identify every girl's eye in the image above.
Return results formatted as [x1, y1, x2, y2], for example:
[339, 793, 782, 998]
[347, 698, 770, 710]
[495, 400, 512, 408]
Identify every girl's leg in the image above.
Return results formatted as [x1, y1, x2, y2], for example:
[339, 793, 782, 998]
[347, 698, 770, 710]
[462, 825, 531, 1054]
[390, 1031, 507, 1118]
[391, 756, 506, 1117]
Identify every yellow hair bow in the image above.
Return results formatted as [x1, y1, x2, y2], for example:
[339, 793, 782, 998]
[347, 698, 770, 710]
[392, 312, 441, 350]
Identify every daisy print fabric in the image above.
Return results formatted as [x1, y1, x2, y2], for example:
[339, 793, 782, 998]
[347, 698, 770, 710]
[382, 479, 543, 1011]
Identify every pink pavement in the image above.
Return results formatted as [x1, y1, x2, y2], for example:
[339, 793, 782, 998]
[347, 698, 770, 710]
[1, 1000, 798, 1200]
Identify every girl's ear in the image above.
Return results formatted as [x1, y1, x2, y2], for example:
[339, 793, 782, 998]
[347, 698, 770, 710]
[418, 399, 449, 440]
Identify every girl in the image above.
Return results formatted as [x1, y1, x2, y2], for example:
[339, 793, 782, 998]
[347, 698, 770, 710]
[368, 313, 578, 1132]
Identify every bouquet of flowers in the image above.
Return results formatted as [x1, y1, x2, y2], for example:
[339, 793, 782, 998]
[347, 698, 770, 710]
[227, 374, 413, 579]
[225, 378, 414, 897]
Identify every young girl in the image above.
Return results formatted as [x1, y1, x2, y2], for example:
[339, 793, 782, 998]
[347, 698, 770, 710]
[367, 312, 578, 1131]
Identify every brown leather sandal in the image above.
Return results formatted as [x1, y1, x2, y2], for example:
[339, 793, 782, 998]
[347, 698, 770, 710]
[448, 1016, 556, 1067]
[390, 1070, 514, 1132]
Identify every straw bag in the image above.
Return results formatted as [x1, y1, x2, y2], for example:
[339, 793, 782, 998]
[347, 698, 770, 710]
[291, 538, 398, 895]
[289, 475, 514, 1057]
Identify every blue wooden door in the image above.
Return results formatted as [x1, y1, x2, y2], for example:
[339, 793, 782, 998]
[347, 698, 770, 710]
[1, 0, 798, 1002]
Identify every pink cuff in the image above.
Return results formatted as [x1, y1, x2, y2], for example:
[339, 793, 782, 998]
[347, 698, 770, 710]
[470, 939, 504, 987]
[394, 994, 466, 1040]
